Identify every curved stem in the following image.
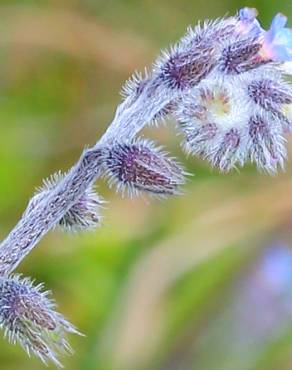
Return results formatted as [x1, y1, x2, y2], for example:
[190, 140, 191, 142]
[0, 79, 174, 276]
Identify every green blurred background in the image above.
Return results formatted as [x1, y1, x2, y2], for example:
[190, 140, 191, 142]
[1, 1, 292, 369]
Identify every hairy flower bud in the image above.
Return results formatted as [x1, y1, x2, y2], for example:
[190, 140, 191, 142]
[104, 139, 186, 196]
[157, 48, 215, 90]
[0, 275, 80, 367]
[248, 75, 292, 130]
[248, 78, 292, 109]
[153, 17, 238, 91]
[34, 172, 104, 231]
[219, 38, 266, 74]
[248, 114, 286, 173]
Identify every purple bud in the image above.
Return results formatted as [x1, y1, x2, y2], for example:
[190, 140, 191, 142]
[104, 139, 186, 197]
[248, 78, 292, 129]
[209, 128, 244, 173]
[182, 122, 218, 157]
[36, 172, 104, 232]
[248, 114, 287, 173]
[219, 38, 266, 74]
[154, 18, 236, 91]
[0, 275, 80, 367]
[249, 78, 292, 107]
[181, 16, 237, 50]
[158, 49, 215, 90]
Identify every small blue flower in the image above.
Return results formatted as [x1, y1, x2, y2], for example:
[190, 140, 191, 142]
[239, 8, 292, 62]
[263, 13, 292, 62]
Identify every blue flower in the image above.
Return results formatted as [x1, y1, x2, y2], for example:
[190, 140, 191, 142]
[263, 13, 292, 61]
[239, 8, 292, 62]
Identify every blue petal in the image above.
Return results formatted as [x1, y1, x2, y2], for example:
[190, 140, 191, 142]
[270, 13, 288, 37]
[262, 13, 292, 61]
[238, 7, 263, 36]
[272, 29, 292, 60]
[237, 8, 292, 62]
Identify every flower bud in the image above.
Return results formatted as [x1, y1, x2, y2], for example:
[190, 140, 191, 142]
[248, 114, 286, 174]
[248, 77, 292, 130]
[154, 17, 238, 91]
[219, 38, 265, 74]
[35, 172, 104, 232]
[105, 139, 186, 197]
[158, 48, 215, 90]
[0, 275, 80, 367]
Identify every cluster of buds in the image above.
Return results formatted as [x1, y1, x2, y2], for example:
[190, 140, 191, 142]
[166, 8, 292, 173]
[0, 7, 292, 367]
[114, 7, 292, 174]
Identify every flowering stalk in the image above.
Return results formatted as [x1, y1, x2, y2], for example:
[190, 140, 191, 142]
[0, 7, 291, 367]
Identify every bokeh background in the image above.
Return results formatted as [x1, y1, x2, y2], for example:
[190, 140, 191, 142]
[0, 1, 292, 369]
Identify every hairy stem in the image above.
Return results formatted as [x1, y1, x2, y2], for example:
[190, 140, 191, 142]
[99, 78, 174, 144]
[0, 80, 173, 276]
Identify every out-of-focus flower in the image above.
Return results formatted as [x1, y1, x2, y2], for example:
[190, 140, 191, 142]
[0, 275, 80, 367]
[234, 244, 292, 344]
[104, 139, 186, 197]
[193, 244, 292, 370]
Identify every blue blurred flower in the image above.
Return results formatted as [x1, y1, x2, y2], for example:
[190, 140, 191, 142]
[263, 13, 292, 61]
